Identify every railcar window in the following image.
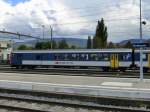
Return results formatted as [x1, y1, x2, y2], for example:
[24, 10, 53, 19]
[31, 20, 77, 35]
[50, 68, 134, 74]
[36, 55, 41, 60]
[76, 54, 80, 61]
[90, 54, 98, 61]
[103, 53, 109, 61]
[54, 54, 59, 60]
[64, 54, 68, 60]
[17, 54, 23, 60]
[98, 53, 109, 61]
[71, 54, 77, 60]
[120, 53, 131, 61]
[86, 54, 89, 60]
[80, 54, 88, 61]
[143, 53, 147, 61]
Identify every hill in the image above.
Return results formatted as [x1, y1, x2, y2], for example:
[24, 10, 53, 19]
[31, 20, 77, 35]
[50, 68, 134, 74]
[14, 38, 87, 49]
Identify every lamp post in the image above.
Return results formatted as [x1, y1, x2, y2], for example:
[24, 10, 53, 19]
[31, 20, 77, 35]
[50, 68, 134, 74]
[42, 25, 45, 40]
[50, 25, 53, 49]
[139, 0, 143, 81]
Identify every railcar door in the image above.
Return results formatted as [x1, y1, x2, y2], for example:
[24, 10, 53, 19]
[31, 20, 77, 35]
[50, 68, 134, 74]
[148, 54, 150, 69]
[110, 54, 119, 69]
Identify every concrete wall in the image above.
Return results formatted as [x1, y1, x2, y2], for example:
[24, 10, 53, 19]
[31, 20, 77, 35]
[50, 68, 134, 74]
[0, 41, 12, 62]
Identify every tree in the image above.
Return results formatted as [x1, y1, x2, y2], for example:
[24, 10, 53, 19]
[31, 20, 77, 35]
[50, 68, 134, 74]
[18, 45, 32, 50]
[124, 41, 133, 48]
[58, 39, 69, 49]
[35, 42, 43, 49]
[93, 18, 108, 48]
[70, 45, 76, 49]
[35, 41, 50, 49]
[52, 40, 57, 49]
[44, 41, 52, 49]
[87, 36, 92, 49]
[107, 42, 115, 48]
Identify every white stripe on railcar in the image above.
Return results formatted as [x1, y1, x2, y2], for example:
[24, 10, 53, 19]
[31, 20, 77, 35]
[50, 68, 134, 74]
[22, 60, 132, 67]
[135, 61, 148, 67]
[119, 62, 132, 67]
[22, 60, 110, 67]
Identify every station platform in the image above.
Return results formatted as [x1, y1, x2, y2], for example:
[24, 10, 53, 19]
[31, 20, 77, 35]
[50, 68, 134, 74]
[0, 72, 150, 100]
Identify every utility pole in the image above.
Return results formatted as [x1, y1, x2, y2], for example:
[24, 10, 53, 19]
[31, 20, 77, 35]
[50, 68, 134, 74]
[50, 25, 53, 49]
[42, 25, 45, 40]
[139, 0, 143, 81]
[17, 32, 21, 39]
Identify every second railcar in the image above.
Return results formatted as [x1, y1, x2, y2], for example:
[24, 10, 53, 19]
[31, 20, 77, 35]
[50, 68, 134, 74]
[134, 49, 150, 72]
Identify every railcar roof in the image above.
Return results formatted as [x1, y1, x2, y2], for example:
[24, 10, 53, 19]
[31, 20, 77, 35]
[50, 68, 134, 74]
[12, 49, 132, 53]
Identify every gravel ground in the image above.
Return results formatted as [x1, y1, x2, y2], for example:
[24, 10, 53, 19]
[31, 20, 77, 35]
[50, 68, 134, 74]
[0, 99, 107, 112]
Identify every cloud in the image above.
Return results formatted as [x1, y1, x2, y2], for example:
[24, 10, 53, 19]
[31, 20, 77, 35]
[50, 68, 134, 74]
[0, 0, 150, 42]
[0, 0, 89, 39]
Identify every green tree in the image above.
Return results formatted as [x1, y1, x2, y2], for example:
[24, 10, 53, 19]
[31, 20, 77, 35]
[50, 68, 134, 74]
[52, 40, 57, 49]
[35, 41, 51, 49]
[35, 42, 43, 49]
[93, 18, 108, 48]
[42, 41, 51, 49]
[70, 45, 76, 49]
[18, 45, 32, 50]
[87, 36, 92, 49]
[107, 42, 115, 48]
[124, 41, 133, 48]
[58, 39, 69, 49]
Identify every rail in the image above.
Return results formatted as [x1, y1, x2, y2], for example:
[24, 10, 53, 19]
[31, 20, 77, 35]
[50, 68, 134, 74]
[0, 89, 149, 112]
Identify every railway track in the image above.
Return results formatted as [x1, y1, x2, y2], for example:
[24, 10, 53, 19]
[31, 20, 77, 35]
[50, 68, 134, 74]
[0, 89, 149, 112]
[0, 104, 49, 112]
[0, 65, 149, 78]
[0, 67, 148, 77]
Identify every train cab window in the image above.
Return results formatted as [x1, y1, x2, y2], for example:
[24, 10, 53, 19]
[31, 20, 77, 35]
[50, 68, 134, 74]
[17, 54, 23, 60]
[12, 53, 14, 56]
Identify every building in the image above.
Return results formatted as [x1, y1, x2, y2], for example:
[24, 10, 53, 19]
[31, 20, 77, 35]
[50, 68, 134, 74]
[0, 40, 12, 63]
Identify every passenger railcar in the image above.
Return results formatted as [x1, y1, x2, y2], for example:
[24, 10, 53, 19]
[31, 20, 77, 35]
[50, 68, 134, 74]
[134, 49, 150, 71]
[10, 49, 133, 70]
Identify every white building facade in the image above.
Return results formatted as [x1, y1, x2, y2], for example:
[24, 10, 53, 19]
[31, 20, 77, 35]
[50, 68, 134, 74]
[0, 40, 12, 63]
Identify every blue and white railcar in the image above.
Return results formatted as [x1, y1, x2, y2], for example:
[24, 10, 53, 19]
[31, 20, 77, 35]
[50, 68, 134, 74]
[134, 49, 150, 71]
[10, 49, 133, 70]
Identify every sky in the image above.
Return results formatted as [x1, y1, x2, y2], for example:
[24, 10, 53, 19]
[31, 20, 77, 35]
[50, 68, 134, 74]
[0, 0, 150, 42]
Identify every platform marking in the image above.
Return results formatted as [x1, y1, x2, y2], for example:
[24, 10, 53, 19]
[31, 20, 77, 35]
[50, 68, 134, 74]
[101, 82, 133, 87]
[1, 80, 150, 92]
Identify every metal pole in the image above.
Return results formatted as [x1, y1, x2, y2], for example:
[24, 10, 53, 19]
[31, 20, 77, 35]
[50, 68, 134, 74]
[50, 25, 53, 49]
[11, 40, 14, 51]
[42, 25, 45, 40]
[140, 0, 143, 81]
